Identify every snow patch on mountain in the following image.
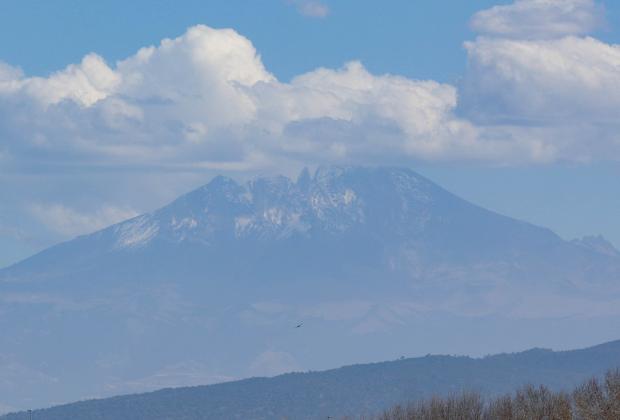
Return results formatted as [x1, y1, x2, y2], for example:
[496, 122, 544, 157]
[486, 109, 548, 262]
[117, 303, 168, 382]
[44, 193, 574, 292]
[115, 215, 159, 248]
[171, 217, 198, 231]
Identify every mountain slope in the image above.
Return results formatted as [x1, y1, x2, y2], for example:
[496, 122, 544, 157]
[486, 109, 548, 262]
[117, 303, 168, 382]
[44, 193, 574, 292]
[1, 166, 619, 412]
[4, 166, 618, 296]
[3, 339, 620, 420]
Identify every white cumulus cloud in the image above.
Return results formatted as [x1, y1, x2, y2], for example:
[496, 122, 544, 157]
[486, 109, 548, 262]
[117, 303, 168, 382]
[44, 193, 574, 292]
[0, 24, 489, 174]
[461, 0, 620, 162]
[1, 17, 618, 177]
[470, 0, 605, 39]
[462, 36, 620, 123]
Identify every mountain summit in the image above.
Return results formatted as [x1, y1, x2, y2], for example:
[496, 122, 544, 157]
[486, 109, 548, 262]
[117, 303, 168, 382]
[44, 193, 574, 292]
[1, 166, 619, 412]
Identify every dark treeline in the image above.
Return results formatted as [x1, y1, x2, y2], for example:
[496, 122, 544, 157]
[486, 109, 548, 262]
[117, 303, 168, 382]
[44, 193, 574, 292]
[378, 369, 620, 420]
[4, 347, 620, 420]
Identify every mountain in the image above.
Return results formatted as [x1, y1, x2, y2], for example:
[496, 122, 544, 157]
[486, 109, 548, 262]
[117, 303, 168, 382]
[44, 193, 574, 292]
[1, 166, 619, 412]
[3, 339, 620, 420]
[572, 235, 620, 258]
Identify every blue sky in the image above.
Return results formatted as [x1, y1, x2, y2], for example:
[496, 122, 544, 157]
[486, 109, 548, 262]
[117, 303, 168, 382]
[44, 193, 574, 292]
[1, 0, 620, 267]
[0, 0, 511, 82]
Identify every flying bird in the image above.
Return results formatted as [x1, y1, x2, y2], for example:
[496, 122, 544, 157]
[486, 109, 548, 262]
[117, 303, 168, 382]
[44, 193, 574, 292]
[295, 322, 304, 328]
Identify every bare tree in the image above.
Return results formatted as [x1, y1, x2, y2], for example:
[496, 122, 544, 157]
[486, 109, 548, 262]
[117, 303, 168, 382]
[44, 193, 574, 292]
[484, 395, 512, 420]
[512, 385, 571, 420]
[380, 369, 620, 420]
[574, 369, 620, 420]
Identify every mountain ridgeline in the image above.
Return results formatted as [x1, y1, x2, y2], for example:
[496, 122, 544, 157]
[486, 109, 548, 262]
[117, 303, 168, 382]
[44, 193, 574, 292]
[3, 340, 620, 420]
[1, 166, 619, 412]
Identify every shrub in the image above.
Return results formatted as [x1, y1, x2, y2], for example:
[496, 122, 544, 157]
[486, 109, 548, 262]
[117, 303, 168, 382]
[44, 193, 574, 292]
[379, 369, 618, 420]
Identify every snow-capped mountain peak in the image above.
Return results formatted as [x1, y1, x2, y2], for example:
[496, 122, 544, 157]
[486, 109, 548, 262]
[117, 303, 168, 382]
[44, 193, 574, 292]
[108, 167, 440, 247]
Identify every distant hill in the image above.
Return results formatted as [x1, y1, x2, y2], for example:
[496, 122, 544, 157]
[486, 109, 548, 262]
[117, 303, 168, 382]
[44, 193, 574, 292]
[3, 339, 620, 420]
[2, 166, 620, 411]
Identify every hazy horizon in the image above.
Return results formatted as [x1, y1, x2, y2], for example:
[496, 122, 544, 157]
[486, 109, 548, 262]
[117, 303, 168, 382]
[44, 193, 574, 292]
[1, 0, 620, 417]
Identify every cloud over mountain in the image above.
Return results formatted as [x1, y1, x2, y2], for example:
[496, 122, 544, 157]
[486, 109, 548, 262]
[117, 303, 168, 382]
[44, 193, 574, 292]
[0, 0, 619, 251]
[1, 0, 617, 178]
[29, 203, 138, 237]
[0, 26, 475, 173]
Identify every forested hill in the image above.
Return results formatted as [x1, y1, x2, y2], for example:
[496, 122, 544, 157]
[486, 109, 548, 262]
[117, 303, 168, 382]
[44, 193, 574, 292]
[4, 339, 620, 420]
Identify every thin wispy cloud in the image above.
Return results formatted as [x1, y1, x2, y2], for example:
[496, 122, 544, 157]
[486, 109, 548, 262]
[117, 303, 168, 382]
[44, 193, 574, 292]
[0, 224, 28, 241]
[289, 0, 330, 18]
[29, 204, 138, 237]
